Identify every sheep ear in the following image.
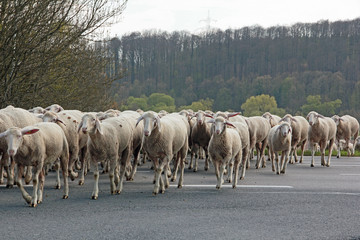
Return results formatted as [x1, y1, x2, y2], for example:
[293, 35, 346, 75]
[57, 106, 64, 112]
[77, 121, 83, 133]
[56, 118, 66, 126]
[95, 119, 103, 135]
[21, 127, 40, 135]
[207, 119, 215, 124]
[0, 131, 7, 138]
[291, 117, 297, 122]
[204, 114, 214, 118]
[317, 114, 325, 119]
[227, 112, 240, 118]
[155, 116, 161, 132]
[225, 121, 236, 128]
[136, 115, 144, 127]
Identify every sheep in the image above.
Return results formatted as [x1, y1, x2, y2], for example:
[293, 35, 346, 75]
[78, 113, 133, 199]
[246, 116, 271, 169]
[280, 114, 309, 164]
[208, 116, 242, 189]
[307, 111, 337, 167]
[0, 122, 69, 207]
[136, 111, 188, 195]
[41, 111, 80, 184]
[189, 111, 212, 172]
[262, 112, 281, 127]
[45, 104, 64, 113]
[268, 122, 292, 174]
[331, 115, 359, 157]
[116, 110, 144, 181]
[28, 107, 46, 114]
[0, 106, 41, 187]
[229, 121, 250, 180]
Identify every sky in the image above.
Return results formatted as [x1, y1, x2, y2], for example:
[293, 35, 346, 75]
[109, 0, 360, 37]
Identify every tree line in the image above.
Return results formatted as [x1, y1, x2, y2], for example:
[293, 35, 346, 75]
[108, 18, 360, 118]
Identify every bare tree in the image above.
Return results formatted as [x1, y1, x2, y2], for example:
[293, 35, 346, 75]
[0, 0, 127, 108]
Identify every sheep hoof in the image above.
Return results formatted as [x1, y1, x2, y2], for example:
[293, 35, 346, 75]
[204, 167, 209, 171]
[188, 166, 192, 170]
[216, 186, 220, 189]
[326, 164, 330, 167]
[0, 180, 3, 184]
[310, 164, 314, 167]
[111, 191, 116, 195]
[232, 185, 236, 189]
[170, 178, 175, 182]
[193, 169, 197, 172]
[55, 185, 61, 189]
[152, 192, 158, 196]
[30, 203, 37, 208]
[63, 195, 69, 199]
[78, 180, 84, 185]
[116, 190, 121, 194]
[126, 177, 134, 181]
[280, 171, 285, 174]
[337, 156, 339, 158]
[37, 200, 43, 204]
[177, 185, 182, 189]
[91, 195, 98, 200]
[240, 177, 244, 180]
[276, 172, 280, 175]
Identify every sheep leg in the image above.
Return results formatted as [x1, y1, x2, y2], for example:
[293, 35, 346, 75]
[128, 145, 141, 181]
[227, 160, 233, 183]
[31, 164, 42, 207]
[255, 143, 261, 169]
[163, 159, 170, 189]
[233, 153, 242, 188]
[60, 154, 69, 199]
[280, 150, 290, 174]
[178, 140, 188, 188]
[310, 143, 316, 167]
[189, 144, 198, 170]
[260, 140, 268, 168]
[68, 150, 79, 181]
[37, 168, 45, 204]
[239, 148, 249, 180]
[319, 141, 326, 166]
[204, 147, 210, 171]
[327, 139, 334, 167]
[217, 162, 226, 189]
[288, 148, 294, 164]
[275, 152, 280, 174]
[0, 164, 3, 184]
[16, 165, 32, 204]
[194, 144, 200, 172]
[78, 147, 87, 185]
[54, 160, 61, 189]
[109, 158, 117, 194]
[117, 147, 131, 194]
[153, 159, 167, 195]
[299, 141, 306, 163]
[91, 158, 100, 200]
[270, 149, 275, 172]
[171, 155, 179, 182]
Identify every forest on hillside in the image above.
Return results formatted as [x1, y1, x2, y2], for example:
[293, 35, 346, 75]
[107, 18, 360, 117]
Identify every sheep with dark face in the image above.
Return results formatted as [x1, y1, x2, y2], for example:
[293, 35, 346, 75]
[307, 111, 337, 167]
[331, 115, 359, 157]
[0, 122, 69, 207]
[208, 116, 242, 189]
[268, 122, 292, 174]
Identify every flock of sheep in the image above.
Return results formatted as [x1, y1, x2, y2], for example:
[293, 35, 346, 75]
[0, 104, 359, 207]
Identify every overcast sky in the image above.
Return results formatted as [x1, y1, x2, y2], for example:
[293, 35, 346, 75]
[109, 0, 360, 37]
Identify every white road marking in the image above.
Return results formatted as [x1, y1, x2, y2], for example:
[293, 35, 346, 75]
[0, 185, 32, 188]
[170, 184, 293, 189]
[340, 174, 360, 176]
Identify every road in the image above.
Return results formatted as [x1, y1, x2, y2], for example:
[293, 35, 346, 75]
[1, 156, 360, 240]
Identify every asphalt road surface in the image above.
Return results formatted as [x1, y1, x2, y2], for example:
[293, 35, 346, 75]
[1, 156, 360, 240]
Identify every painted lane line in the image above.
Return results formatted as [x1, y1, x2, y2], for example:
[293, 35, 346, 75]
[170, 184, 293, 189]
[340, 174, 360, 176]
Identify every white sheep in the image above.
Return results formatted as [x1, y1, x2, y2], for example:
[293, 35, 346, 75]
[0, 106, 41, 187]
[262, 112, 281, 127]
[28, 106, 46, 114]
[136, 111, 189, 195]
[307, 111, 337, 167]
[230, 121, 250, 180]
[45, 104, 64, 113]
[246, 116, 271, 169]
[280, 114, 309, 164]
[268, 122, 292, 174]
[0, 122, 69, 207]
[331, 115, 359, 157]
[78, 113, 133, 199]
[208, 116, 242, 189]
[41, 111, 80, 184]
